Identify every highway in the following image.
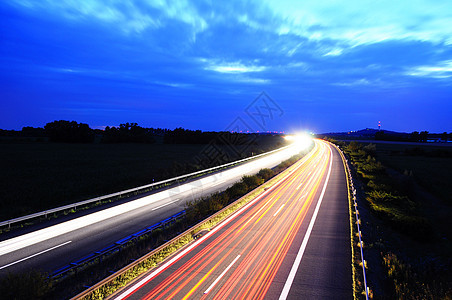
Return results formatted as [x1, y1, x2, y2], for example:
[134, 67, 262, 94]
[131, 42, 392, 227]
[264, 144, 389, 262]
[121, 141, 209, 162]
[112, 139, 352, 300]
[0, 144, 301, 277]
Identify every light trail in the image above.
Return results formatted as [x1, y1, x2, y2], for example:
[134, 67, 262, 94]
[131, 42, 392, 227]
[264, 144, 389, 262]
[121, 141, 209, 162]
[114, 139, 334, 300]
[0, 145, 301, 258]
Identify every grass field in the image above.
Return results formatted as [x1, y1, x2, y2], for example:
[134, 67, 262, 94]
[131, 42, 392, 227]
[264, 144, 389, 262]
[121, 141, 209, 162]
[0, 139, 286, 221]
[339, 140, 452, 298]
[373, 143, 452, 204]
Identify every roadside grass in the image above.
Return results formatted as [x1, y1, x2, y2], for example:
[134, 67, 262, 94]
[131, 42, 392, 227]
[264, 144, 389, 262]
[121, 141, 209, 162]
[342, 142, 432, 241]
[373, 143, 452, 204]
[331, 139, 452, 299]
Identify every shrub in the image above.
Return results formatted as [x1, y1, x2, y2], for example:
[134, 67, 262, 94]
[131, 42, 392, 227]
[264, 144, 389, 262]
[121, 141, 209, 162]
[0, 270, 53, 299]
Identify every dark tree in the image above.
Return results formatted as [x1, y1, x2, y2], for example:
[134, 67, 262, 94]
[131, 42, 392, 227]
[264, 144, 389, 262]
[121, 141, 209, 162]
[44, 120, 94, 143]
[102, 123, 155, 143]
[410, 131, 420, 142]
[419, 131, 429, 142]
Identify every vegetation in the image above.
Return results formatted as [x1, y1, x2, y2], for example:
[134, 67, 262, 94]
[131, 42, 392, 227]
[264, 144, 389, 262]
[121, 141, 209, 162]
[102, 123, 158, 143]
[0, 270, 53, 299]
[373, 143, 452, 204]
[329, 138, 452, 299]
[44, 120, 94, 143]
[341, 141, 431, 240]
[383, 252, 451, 299]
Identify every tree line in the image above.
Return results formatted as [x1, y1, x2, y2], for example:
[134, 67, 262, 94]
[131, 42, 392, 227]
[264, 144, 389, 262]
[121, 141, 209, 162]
[375, 130, 451, 142]
[0, 120, 275, 144]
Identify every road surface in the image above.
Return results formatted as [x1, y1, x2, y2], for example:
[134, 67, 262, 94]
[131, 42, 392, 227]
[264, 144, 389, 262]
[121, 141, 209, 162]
[112, 140, 352, 300]
[0, 145, 301, 276]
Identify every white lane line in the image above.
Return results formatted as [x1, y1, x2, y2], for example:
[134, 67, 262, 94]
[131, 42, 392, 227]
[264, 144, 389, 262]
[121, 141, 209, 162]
[279, 145, 333, 300]
[204, 254, 241, 294]
[273, 204, 285, 217]
[296, 172, 311, 190]
[0, 241, 72, 270]
[151, 199, 180, 211]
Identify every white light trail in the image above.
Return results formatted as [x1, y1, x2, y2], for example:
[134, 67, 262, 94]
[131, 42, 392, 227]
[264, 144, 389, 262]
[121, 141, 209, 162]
[0, 145, 301, 257]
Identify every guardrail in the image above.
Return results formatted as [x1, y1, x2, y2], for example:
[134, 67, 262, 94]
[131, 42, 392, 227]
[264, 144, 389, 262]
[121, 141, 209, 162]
[333, 144, 369, 300]
[51, 210, 186, 279]
[0, 145, 293, 229]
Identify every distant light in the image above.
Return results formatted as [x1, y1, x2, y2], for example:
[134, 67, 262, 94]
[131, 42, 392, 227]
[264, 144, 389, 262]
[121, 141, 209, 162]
[284, 133, 313, 151]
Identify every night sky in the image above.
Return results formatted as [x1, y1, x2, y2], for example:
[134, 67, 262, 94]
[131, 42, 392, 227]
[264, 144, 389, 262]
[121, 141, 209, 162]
[1, 1, 451, 133]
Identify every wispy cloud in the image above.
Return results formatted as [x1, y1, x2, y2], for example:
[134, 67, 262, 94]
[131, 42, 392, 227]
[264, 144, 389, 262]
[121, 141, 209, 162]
[334, 78, 372, 87]
[406, 60, 452, 79]
[264, 0, 452, 46]
[204, 61, 266, 73]
[10, 0, 206, 34]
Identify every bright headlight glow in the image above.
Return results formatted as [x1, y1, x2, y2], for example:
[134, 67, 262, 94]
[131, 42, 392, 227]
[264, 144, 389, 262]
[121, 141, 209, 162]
[284, 133, 313, 151]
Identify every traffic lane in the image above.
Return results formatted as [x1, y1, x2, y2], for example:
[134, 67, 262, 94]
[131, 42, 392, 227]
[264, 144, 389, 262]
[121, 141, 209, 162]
[0, 145, 300, 275]
[279, 144, 352, 299]
[115, 141, 328, 300]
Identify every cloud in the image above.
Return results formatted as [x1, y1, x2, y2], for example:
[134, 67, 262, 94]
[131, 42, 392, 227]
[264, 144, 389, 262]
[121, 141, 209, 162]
[10, 0, 207, 34]
[334, 78, 372, 87]
[205, 61, 266, 73]
[323, 48, 344, 57]
[264, 0, 452, 46]
[406, 60, 452, 79]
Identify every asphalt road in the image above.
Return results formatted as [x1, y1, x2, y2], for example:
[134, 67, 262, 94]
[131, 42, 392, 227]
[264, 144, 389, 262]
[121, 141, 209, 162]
[0, 145, 301, 277]
[112, 140, 352, 300]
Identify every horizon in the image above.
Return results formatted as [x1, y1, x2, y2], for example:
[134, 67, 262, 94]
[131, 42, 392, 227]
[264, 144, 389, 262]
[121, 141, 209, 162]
[1, 1, 452, 133]
[1, 120, 449, 135]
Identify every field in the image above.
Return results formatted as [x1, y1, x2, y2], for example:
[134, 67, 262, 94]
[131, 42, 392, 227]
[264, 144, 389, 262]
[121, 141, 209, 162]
[373, 142, 452, 204]
[338, 140, 452, 298]
[0, 137, 286, 221]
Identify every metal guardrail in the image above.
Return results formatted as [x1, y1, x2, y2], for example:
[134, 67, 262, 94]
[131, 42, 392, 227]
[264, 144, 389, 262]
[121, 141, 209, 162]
[333, 144, 369, 300]
[51, 210, 186, 279]
[0, 145, 292, 229]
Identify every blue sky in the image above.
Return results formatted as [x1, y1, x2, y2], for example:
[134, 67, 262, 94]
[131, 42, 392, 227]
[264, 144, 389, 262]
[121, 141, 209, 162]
[1, 0, 451, 133]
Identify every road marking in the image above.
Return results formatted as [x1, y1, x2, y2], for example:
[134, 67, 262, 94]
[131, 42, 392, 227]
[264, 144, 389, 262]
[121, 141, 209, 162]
[273, 204, 285, 217]
[296, 172, 311, 190]
[279, 145, 333, 300]
[0, 241, 72, 270]
[204, 254, 241, 294]
[152, 199, 180, 211]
